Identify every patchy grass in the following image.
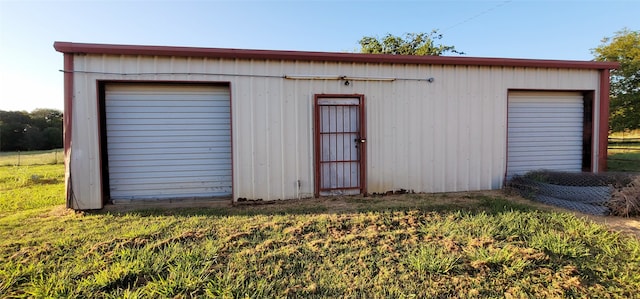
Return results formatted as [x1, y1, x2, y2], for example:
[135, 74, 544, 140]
[1, 165, 639, 298]
[0, 149, 64, 166]
[608, 142, 640, 172]
[608, 151, 640, 172]
[0, 164, 64, 215]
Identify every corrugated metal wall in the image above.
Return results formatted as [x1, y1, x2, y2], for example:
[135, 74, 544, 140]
[69, 54, 602, 209]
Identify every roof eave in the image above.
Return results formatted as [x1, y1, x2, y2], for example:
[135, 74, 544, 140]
[53, 41, 620, 70]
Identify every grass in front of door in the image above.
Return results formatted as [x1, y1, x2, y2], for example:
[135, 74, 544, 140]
[2, 165, 640, 298]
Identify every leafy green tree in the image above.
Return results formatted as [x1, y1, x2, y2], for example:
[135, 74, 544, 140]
[0, 109, 63, 151]
[0, 110, 30, 151]
[30, 108, 63, 131]
[43, 127, 63, 149]
[592, 28, 640, 132]
[22, 125, 44, 151]
[359, 31, 463, 56]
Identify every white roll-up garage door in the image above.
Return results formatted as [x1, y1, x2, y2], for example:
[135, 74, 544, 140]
[507, 91, 584, 179]
[105, 84, 232, 200]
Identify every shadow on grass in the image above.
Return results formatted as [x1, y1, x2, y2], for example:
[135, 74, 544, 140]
[88, 193, 536, 218]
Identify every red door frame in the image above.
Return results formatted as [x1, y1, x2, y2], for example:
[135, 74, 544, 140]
[314, 94, 367, 197]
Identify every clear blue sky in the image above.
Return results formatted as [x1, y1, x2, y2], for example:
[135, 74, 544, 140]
[1, 0, 638, 112]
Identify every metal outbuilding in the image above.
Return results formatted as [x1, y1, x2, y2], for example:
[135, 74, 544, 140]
[54, 42, 618, 210]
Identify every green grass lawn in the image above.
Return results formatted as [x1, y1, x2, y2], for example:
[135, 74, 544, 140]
[0, 164, 65, 214]
[0, 149, 64, 166]
[608, 142, 640, 172]
[1, 164, 639, 298]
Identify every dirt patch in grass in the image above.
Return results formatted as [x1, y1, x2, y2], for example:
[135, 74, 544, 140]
[4, 189, 640, 297]
[101, 190, 640, 239]
[577, 214, 640, 238]
[501, 190, 640, 238]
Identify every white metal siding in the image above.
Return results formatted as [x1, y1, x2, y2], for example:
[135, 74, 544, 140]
[105, 84, 231, 200]
[507, 92, 584, 178]
[68, 53, 602, 208]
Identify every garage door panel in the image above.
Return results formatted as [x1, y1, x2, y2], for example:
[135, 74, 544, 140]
[107, 111, 231, 120]
[109, 170, 231, 180]
[108, 157, 231, 168]
[107, 134, 231, 144]
[508, 156, 583, 164]
[108, 152, 229, 162]
[506, 130, 583, 138]
[507, 137, 583, 143]
[507, 117, 583, 124]
[508, 123, 583, 129]
[508, 147, 583, 154]
[107, 148, 231, 157]
[507, 92, 584, 179]
[111, 180, 232, 192]
[107, 139, 231, 150]
[508, 164, 581, 174]
[110, 188, 231, 200]
[509, 106, 581, 116]
[107, 100, 229, 108]
[107, 161, 231, 173]
[111, 176, 232, 186]
[508, 116, 583, 122]
[107, 127, 231, 137]
[107, 124, 230, 132]
[106, 84, 232, 200]
[106, 105, 229, 113]
[106, 117, 229, 126]
[508, 126, 583, 133]
[509, 101, 582, 106]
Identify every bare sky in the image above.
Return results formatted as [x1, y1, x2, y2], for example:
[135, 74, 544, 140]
[0, 0, 638, 111]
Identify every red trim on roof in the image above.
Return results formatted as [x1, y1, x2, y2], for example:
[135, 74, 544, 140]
[54, 42, 619, 70]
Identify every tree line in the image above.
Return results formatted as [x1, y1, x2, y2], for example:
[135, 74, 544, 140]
[592, 29, 640, 133]
[0, 109, 63, 152]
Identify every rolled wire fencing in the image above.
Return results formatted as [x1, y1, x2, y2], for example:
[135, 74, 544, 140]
[508, 171, 638, 216]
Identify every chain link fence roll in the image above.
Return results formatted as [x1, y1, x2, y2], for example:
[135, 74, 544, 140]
[508, 171, 639, 216]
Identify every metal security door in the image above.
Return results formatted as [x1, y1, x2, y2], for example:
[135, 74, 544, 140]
[315, 95, 366, 196]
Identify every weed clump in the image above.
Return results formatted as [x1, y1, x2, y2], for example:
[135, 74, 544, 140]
[609, 177, 640, 217]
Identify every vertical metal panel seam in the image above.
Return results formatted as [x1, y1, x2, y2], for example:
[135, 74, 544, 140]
[245, 59, 256, 198]
[279, 60, 286, 199]
[263, 60, 271, 200]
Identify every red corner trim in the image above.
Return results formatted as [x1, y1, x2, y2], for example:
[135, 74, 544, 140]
[63, 54, 73, 155]
[63, 53, 74, 207]
[598, 69, 610, 172]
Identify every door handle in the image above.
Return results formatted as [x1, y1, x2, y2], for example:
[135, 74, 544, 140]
[354, 138, 366, 143]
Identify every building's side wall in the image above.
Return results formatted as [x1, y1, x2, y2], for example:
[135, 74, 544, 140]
[69, 55, 103, 209]
[70, 54, 601, 208]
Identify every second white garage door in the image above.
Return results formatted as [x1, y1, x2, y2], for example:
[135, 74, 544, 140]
[105, 84, 232, 200]
[507, 91, 584, 179]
